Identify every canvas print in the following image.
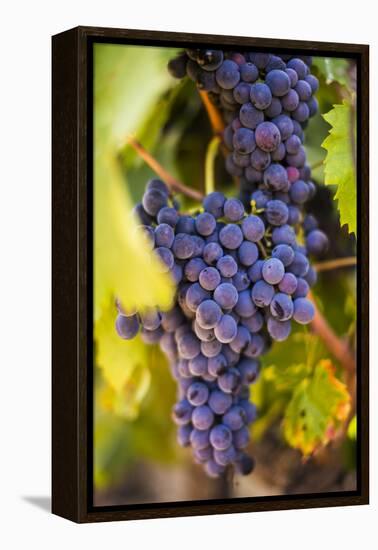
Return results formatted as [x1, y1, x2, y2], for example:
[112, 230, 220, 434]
[93, 44, 357, 507]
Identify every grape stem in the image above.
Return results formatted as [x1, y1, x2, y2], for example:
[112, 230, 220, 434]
[199, 91, 225, 135]
[205, 136, 221, 195]
[314, 256, 357, 272]
[126, 137, 204, 201]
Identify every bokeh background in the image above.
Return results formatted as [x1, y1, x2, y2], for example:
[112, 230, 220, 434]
[93, 43, 357, 506]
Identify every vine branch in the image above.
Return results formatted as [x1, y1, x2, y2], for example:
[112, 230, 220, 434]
[314, 256, 357, 272]
[309, 290, 356, 416]
[127, 137, 204, 201]
[198, 91, 225, 136]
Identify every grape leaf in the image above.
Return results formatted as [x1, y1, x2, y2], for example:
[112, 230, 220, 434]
[94, 44, 178, 320]
[313, 57, 349, 86]
[321, 101, 357, 235]
[95, 302, 151, 418]
[283, 360, 351, 456]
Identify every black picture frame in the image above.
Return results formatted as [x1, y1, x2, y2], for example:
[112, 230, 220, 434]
[52, 26, 369, 523]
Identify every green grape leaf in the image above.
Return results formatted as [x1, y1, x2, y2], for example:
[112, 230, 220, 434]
[94, 44, 178, 320]
[283, 360, 351, 456]
[313, 57, 350, 86]
[95, 301, 151, 419]
[321, 101, 357, 235]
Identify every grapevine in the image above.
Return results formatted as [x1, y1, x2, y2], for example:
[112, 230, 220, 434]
[116, 49, 330, 478]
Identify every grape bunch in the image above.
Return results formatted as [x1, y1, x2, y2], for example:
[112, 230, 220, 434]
[168, 49, 319, 212]
[115, 173, 325, 478]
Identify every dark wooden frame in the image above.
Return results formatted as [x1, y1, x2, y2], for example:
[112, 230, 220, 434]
[52, 26, 369, 523]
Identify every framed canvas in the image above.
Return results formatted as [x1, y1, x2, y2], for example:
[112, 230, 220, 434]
[52, 26, 369, 523]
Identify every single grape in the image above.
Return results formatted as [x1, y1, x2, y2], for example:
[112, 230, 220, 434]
[239, 102, 264, 129]
[238, 358, 259, 384]
[195, 212, 217, 236]
[214, 445, 237, 466]
[229, 325, 251, 353]
[265, 200, 289, 226]
[250, 148, 271, 171]
[155, 223, 174, 248]
[115, 314, 139, 339]
[217, 255, 238, 277]
[250, 83, 272, 110]
[213, 282, 239, 309]
[186, 283, 210, 312]
[208, 353, 228, 377]
[142, 188, 168, 216]
[201, 338, 223, 358]
[241, 215, 265, 242]
[222, 406, 247, 431]
[278, 272, 298, 294]
[262, 257, 285, 284]
[177, 332, 200, 360]
[270, 292, 294, 321]
[266, 69, 291, 96]
[190, 428, 210, 451]
[188, 353, 208, 376]
[172, 233, 195, 259]
[224, 198, 245, 221]
[208, 389, 233, 415]
[255, 121, 281, 153]
[293, 297, 315, 324]
[172, 399, 193, 426]
[199, 267, 221, 291]
[210, 424, 233, 450]
[187, 382, 209, 406]
[263, 163, 288, 191]
[215, 59, 240, 89]
[192, 405, 215, 430]
[252, 280, 275, 307]
[219, 224, 244, 249]
[214, 314, 238, 343]
[306, 229, 329, 255]
[196, 299, 223, 329]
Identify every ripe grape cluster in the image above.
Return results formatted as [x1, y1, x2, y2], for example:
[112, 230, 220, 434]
[168, 49, 319, 212]
[115, 171, 326, 478]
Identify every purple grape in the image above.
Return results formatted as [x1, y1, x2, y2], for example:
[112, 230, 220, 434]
[250, 83, 272, 110]
[224, 198, 245, 221]
[186, 283, 210, 311]
[238, 358, 259, 384]
[278, 272, 298, 294]
[229, 325, 251, 353]
[196, 300, 222, 329]
[216, 60, 240, 89]
[270, 292, 294, 321]
[263, 163, 288, 191]
[172, 233, 195, 259]
[217, 255, 238, 277]
[201, 339, 222, 358]
[192, 405, 214, 430]
[223, 406, 247, 431]
[172, 399, 193, 426]
[293, 297, 315, 324]
[214, 314, 238, 343]
[235, 290, 256, 318]
[238, 241, 259, 266]
[208, 390, 233, 415]
[241, 215, 265, 242]
[115, 314, 139, 339]
[177, 332, 200, 359]
[210, 424, 233, 450]
[262, 258, 285, 284]
[185, 257, 207, 282]
[266, 69, 291, 96]
[208, 353, 228, 376]
[219, 224, 244, 249]
[199, 266, 221, 291]
[213, 283, 239, 309]
[177, 424, 192, 447]
[251, 148, 271, 171]
[239, 102, 264, 129]
[195, 212, 217, 236]
[265, 200, 289, 226]
[252, 280, 275, 307]
[190, 428, 210, 450]
[306, 229, 329, 255]
[214, 445, 237, 466]
[188, 353, 208, 376]
[218, 367, 241, 393]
